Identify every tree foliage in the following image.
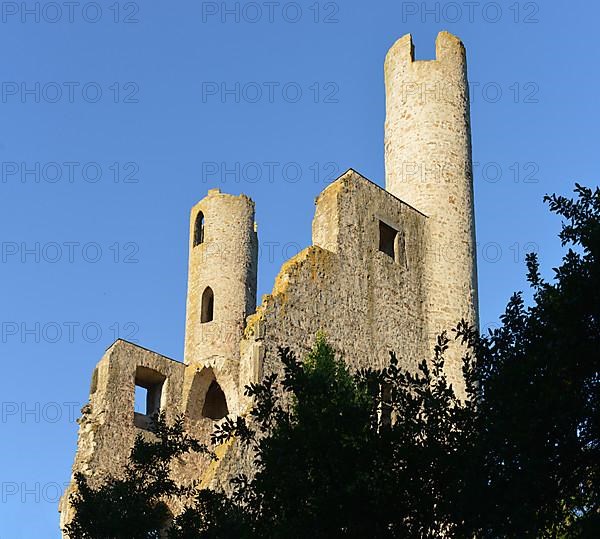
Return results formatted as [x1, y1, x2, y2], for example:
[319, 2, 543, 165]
[64, 415, 210, 539]
[466, 184, 600, 536]
[202, 332, 479, 538]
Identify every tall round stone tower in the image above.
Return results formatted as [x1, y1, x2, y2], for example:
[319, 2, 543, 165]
[184, 188, 258, 366]
[384, 31, 478, 383]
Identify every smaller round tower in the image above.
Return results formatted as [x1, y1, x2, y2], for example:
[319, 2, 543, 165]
[184, 189, 258, 366]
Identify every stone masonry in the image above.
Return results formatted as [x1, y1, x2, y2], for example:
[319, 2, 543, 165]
[59, 31, 479, 532]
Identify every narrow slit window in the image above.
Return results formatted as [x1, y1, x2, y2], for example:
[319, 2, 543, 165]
[194, 211, 205, 247]
[379, 221, 397, 260]
[379, 382, 393, 429]
[201, 286, 214, 323]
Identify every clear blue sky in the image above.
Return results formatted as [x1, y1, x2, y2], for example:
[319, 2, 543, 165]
[1, 1, 598, 536]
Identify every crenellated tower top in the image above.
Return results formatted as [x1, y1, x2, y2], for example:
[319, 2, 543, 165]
[384, 31, 478, 389]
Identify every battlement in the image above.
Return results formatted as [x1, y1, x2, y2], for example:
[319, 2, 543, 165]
[385, 31, 466, 68]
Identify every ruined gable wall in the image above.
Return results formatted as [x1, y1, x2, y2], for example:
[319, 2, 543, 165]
[240, 169, 429, 406]
[206, 170, 430, 491]
[59, 340, 187, 529]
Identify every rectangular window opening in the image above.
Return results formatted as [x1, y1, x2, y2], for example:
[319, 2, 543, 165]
[379, 221, 397, 260]
[134, 366, 166, 430]
[134, 385, 148, 414]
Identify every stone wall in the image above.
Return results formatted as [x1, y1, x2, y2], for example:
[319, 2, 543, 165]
[58, 340, 187, 530]
[242, 169, 428, 384]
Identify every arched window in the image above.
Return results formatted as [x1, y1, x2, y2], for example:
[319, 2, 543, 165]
[201, 286, 214, 323]
[202, 381, 229, 420]
[194, 211, 205, 247]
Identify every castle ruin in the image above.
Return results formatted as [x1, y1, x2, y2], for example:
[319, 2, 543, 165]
[59, 31, 479, 531]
